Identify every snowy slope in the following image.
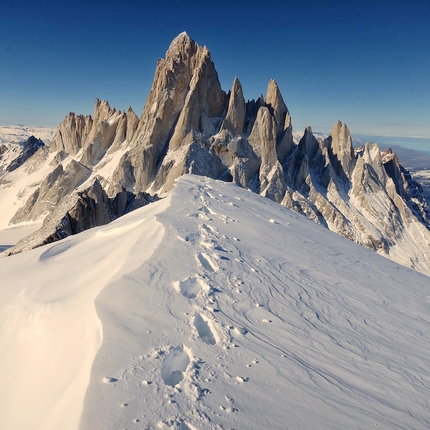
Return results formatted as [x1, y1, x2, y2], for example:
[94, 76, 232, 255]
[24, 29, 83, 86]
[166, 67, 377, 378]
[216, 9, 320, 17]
[1, 175, 430, 430]
[0, 125, 57, 232]
[0, 125, 56, 146]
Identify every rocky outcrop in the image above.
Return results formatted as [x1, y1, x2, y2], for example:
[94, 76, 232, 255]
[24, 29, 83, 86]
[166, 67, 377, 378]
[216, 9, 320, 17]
[221, 78, 246, 134]
[265, 80, 294, 163]
[327, 121, 355, 178]
[10, 160, 91, 224]
[248, 106, 279, 192]
[51, 112, 92, 155]
[4, 179, 152, 256]
[111, 32, 226, 194]
[51, 100, 139, 168]
[3, 32, 430, 275]
[6, 136, 45, 172]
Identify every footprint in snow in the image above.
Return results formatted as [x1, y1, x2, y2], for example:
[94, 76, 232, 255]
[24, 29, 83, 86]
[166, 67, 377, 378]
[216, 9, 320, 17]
[196, 252, 217, 272]
[172, 277, 203, 299]
[177, 422, 193, 430]
[183, 232, 200, 244]
[193, 313, 216, 345]
[161, 345, 191, 387]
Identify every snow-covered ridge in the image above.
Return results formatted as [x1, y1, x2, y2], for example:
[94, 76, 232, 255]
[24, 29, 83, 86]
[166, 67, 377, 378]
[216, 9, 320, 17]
[1, 175, 429, 429]
[1, 32, 429, 280]
[0, 125, 57, 146]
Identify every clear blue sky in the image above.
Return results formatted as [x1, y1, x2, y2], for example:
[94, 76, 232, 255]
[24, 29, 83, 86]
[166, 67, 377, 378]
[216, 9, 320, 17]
[1, 0, 429, 138]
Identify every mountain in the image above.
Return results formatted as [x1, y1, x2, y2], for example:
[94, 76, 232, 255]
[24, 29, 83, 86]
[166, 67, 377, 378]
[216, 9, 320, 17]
[0, 125, 56, 145]
[1, 174, 430, 430]
[0, 32, 430, 276]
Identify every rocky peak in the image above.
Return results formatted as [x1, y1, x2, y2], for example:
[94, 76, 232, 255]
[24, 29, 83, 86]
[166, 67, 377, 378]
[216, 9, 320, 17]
[51, 112, 93, 155]
[6, 136, 45, 172]
[265, 79, 289, 137]
[328, 121, 355, 178]
[165, 31, 195, 59]
[220, 77, 246, 134]
[93, 99, 116, 123]
[298, 126, 319, 158]
[126, 107, 139, 142]
[245, 94, 265, 133]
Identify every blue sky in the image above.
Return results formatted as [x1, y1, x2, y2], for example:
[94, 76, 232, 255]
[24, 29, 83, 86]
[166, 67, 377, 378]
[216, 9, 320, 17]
[1, 0, 429, 138]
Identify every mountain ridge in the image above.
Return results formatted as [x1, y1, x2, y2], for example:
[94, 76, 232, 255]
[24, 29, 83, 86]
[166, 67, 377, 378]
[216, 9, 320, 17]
[1, 174, 430, 429]
[0, 32, 429, 276]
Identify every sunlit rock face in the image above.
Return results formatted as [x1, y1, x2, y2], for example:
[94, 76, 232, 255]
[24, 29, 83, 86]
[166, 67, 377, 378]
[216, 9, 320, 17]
[1, 32, 430, 276]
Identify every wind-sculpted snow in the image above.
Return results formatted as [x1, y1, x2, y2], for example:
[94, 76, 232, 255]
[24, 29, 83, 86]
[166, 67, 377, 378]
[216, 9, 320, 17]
[1, 175, 429, 429]
[0, 196, 167, 430]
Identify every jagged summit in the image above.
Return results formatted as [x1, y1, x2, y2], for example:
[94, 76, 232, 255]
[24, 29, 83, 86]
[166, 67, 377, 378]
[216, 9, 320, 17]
[1, 32, 430, 276]
[168, 30, 191, 47]
[221, 77, 246, 134]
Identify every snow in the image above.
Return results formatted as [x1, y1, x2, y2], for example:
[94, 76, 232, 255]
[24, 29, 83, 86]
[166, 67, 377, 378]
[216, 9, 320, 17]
[0, 125, 57, 146]
[0, 223, 42, 251]
[0, 149, 58, 230]
[1, 174, 430, 429]
[0, 196, 167, 430]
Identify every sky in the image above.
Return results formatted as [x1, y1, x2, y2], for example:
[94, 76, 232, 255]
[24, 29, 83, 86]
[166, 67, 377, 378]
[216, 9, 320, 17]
[1, 0, 429, 138]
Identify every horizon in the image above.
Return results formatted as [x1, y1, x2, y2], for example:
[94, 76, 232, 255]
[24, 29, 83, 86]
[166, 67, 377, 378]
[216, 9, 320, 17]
[1, 1, 429, 139]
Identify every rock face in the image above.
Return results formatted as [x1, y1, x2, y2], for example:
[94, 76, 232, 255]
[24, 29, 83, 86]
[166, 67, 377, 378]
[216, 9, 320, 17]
[6, 136, 45, 172]
[51, 100, 139, 168]
[4, 179, 153, 256]
[1, 32, 430, 276]
[221, 77, 246, 134]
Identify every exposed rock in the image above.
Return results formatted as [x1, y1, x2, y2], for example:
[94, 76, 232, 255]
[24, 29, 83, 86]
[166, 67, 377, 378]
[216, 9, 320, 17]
[80, 100, 125, 167]
[248, 106, 279, 192]
[51, 112, 92, 155]
[122, 31, 225, 193]
[51, 100, 138, 168]
[6, 136, 45, 172]
[266, 79, 294, 163]
[0, 143, 8, 155]
[327, 121, 355, 178]
[221, 77, 246, 134]
[3, 32, 430, 276]
[10, 160, 91, 224]
[266, 79, 288, 136]
[4, 179, 152, 255]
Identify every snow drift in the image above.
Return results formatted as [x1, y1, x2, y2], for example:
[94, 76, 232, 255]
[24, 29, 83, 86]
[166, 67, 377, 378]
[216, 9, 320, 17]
[1, 175, 429, 429]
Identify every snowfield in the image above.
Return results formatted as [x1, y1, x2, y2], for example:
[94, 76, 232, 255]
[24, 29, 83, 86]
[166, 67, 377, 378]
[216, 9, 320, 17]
[1, 175, 430, 430]
[0, 125, 57, 146]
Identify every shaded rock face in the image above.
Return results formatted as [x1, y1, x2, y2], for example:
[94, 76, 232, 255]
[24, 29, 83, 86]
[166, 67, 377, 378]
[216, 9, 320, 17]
[3, 32, 430, 275]
[327, 120, 355, 178]
[6, 136, 45, 172]
[4, 179, 153, 256]
[10, 160, 91, 223]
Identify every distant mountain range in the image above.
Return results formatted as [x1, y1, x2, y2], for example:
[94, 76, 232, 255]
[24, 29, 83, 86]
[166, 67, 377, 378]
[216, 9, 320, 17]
[0, 32, 429, 276]
[0, 125, 56, 146]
